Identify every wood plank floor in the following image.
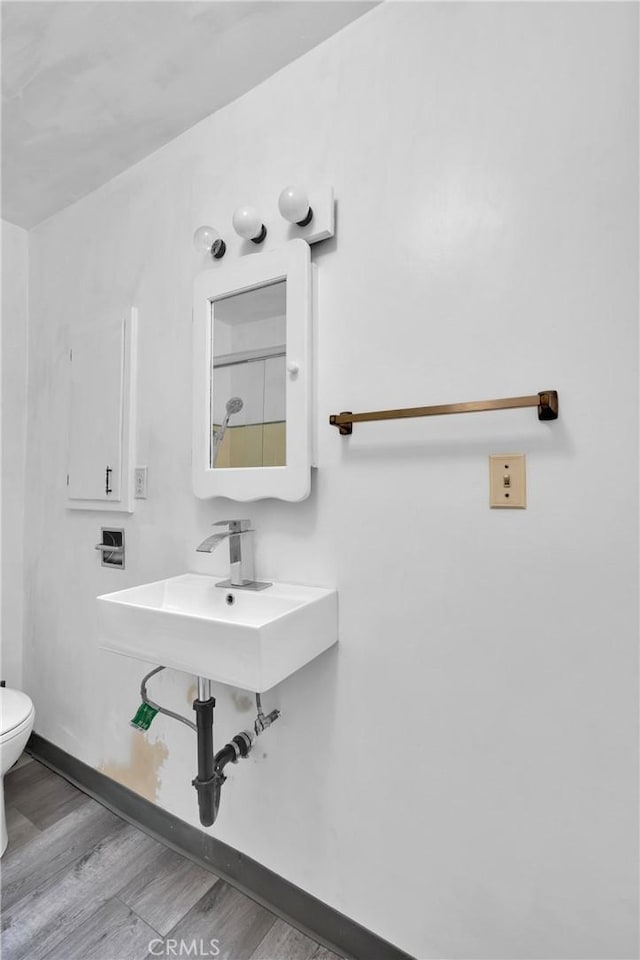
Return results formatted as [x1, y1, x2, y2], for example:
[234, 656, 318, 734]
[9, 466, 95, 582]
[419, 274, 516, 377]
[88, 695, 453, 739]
[1, 756, 342, 960]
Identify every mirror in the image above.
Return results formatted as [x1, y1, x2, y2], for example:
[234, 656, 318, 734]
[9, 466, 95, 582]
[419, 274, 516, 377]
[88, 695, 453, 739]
[193, 239, 311, 501]
[211, 281, 286, 469]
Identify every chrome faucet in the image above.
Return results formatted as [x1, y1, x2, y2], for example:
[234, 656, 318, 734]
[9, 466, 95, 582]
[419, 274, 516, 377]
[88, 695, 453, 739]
[196, 519, 271, 591]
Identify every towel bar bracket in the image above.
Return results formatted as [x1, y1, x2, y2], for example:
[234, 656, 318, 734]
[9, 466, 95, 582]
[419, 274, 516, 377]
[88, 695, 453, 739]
[333, 412, 354, 436]
[537, 390, 559, 421]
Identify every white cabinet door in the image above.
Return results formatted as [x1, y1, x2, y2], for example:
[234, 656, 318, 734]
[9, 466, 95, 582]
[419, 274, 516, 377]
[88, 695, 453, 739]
[67, 310, 137, 512]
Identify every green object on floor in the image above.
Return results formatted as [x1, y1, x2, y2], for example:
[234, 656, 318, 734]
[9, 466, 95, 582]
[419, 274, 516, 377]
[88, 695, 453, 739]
[130, 702, 158, 731]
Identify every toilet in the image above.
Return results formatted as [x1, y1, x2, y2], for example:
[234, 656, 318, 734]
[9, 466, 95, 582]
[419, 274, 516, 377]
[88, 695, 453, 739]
[0, 688, 35, 856]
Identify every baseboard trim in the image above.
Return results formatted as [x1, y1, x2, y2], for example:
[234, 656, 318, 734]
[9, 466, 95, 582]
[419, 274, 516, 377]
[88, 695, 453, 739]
[27, 734, 414, 960]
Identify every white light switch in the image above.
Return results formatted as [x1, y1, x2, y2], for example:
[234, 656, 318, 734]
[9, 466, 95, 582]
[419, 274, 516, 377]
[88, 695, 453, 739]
[134, 466, 148, 499]
[489, 454, 526, 508]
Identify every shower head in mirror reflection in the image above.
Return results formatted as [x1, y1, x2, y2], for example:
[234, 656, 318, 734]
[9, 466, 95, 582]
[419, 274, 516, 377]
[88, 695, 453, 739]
[212, 397, 244, 466]
[226, 397, 244, 416]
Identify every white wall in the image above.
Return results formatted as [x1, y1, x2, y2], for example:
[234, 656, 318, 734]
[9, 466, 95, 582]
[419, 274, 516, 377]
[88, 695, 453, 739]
[23, 5, 638, 958]
[1, 219, 29, 688]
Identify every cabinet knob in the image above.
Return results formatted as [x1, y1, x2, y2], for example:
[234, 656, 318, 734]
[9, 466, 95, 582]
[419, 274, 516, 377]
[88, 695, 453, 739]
[287, 361, 299, 375]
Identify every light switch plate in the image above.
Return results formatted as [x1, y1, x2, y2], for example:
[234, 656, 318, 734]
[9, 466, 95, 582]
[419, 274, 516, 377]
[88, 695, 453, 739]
[489, 454, 526, 508]
[134, 466, 148, 499]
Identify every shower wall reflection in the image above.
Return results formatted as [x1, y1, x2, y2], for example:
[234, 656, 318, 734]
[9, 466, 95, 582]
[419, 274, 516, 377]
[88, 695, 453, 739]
[211, 281, 286, 468]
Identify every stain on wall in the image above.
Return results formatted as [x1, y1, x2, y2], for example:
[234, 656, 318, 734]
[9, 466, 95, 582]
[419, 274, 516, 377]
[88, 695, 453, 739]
[100, 731, 169, 802]
[231, 690, 253, 712]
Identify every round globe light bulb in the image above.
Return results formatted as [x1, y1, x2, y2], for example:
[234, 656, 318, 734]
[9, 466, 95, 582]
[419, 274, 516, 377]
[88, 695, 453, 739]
[278, 186, 312, 225]
[232, 206, 266, 243]
[193, 225, 226, 259]
[193, 225, 218, 252]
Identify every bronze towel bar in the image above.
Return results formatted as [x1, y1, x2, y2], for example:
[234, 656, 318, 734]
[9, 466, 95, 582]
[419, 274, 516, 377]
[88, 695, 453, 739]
[329, 390, 559, 436]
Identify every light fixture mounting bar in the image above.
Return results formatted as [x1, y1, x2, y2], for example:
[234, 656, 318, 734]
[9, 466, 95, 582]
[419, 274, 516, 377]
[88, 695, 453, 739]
[289, 186, 334, 245]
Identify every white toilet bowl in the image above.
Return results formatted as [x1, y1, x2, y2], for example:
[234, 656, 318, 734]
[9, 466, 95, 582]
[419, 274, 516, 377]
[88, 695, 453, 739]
[0, 688, 35, 856]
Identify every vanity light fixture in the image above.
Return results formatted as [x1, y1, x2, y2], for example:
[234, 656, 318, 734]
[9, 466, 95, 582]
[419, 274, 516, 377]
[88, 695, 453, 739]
[232, 206, 267, 244]
[193, 225, 226, 260]
[278, 186, 313, 227]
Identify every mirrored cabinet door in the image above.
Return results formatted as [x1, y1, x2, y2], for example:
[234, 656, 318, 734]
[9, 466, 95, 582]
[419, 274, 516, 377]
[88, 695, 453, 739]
[192, 240, 311, 501]
[211, 281, 286, 470]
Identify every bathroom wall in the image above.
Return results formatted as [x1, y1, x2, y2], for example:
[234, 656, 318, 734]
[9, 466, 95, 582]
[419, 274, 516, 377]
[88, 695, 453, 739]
[23, 5, 638, 959]
[1, 219, 29, 688]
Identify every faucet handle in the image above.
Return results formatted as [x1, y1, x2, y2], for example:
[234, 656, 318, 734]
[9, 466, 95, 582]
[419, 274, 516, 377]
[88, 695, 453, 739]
[213, 519, 253, 533]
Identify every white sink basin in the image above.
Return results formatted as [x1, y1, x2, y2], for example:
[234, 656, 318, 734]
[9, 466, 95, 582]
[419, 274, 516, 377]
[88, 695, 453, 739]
[97, 574, 338, 692]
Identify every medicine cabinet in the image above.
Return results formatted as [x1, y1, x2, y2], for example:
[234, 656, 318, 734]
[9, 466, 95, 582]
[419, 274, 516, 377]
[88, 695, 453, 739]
[66, 308, 137, 513]
[192, 239, 311, 501]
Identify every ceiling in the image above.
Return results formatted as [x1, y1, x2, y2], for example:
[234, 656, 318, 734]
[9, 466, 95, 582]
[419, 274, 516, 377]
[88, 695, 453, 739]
[1, 1, 375, 228]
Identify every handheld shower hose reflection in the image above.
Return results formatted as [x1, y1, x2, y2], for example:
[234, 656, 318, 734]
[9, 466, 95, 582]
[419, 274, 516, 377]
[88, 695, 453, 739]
[212, 397, 243, 465]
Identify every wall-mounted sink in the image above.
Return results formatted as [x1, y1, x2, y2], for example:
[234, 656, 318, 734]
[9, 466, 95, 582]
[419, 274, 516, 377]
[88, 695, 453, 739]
[97, 574, 338, 692]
